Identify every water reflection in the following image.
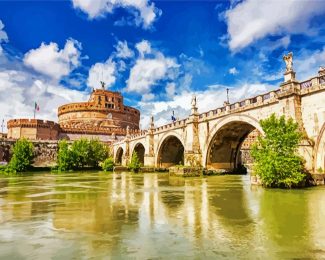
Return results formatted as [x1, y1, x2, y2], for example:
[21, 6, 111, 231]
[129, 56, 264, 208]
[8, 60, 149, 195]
[0, 173, 325, 259]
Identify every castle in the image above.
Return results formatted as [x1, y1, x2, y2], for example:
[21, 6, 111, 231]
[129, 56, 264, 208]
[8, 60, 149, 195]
[6, 84, 140, 142]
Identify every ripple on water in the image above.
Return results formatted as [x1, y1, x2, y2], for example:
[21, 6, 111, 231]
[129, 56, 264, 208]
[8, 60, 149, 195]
[0, 172, 324, 259]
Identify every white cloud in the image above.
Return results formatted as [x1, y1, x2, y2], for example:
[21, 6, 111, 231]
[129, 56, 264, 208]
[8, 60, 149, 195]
[0, 69, 88, 126]
[126, 40, 179, 95]
[0, 20, 8, 56]
[135, 40, 151, 57]
[166, 82, 176, 98]
[87, 59, 116, 89]
[0, 20, 8, 43]
[295, 47, 325, 80]
[23, 39, 82, 80]
[71, 0, 161, 28]
[225, 0, 325, 51]
[115, 40, 134, 59]
[127, 56, 178, 94]
[229, 67, 239, 75]
[142, 93, 155, 101]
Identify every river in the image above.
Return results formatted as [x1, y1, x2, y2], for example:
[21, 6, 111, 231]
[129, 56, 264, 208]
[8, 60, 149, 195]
[0, 172, 325, 259]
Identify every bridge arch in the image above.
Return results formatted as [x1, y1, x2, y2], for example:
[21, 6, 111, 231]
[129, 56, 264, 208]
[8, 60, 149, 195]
[115, 147, 124, 165]
[204, 114, 263, 171]
[131, 142, 145, 165]
[156, 132, 185, 168]
[314, 123, 325, 172]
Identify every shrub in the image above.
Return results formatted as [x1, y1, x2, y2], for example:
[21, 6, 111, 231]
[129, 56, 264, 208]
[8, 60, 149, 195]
[57, 140, 75, 171]
[101, 157, 114, 171]
[129, 152, 141, 173]
[251, 114, 306, 188]
[8, 138, 34, 172]
[57, 138, 109, 171]
[88, 139, 109, 168]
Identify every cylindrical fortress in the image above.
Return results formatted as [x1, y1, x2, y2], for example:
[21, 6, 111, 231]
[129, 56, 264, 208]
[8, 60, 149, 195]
[57, 89, 140, 138]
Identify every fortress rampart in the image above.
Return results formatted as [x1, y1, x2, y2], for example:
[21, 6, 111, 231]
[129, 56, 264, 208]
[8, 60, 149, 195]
[7, 119, 60, 140]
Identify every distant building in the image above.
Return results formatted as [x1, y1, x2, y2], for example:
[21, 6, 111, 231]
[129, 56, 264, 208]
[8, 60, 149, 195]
[7, 119, 59, 140]
[6, 85, 140, 141]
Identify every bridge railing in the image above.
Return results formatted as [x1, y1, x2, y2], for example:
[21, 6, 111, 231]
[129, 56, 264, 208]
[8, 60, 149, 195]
[198, 89, 279, 121]
[299, 75, 324, 94]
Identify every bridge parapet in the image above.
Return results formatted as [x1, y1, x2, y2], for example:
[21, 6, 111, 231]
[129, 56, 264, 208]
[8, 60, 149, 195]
[299, 74, 325, 95]
[153, 119, 187, 133]
[129, 130, 148, 140]
[198, 89, 279, 122]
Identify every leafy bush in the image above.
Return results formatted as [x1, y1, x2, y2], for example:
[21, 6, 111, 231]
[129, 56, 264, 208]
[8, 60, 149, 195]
[57, 138, 109, 171]
[251, 114, 306, 188]
[101, 157, 114, 171]
[57, 140, 75, 171]
[88, 139, 109, 168]
[128, 152, 141, 173]
[8, 138, 34, 172]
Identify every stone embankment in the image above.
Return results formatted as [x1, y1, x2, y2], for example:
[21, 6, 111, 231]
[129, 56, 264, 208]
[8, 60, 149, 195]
[0, 140, 58, 167]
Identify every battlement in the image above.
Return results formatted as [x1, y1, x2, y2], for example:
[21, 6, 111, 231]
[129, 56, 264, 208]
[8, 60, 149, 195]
[7, 119, 60, 129]
[7, 119, 60, 140]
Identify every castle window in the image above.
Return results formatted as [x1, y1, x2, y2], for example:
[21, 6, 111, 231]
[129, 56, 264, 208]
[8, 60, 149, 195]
[112, 97, 114, 102]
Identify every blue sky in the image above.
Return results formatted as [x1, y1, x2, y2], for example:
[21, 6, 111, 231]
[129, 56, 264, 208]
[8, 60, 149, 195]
[0, 0, 325, 128]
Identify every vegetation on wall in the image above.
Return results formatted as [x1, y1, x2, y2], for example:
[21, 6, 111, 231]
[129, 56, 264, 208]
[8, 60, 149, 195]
[57, 138, 109, 171]
[251, 114, 306, 188]
[0, 138, 34, 173]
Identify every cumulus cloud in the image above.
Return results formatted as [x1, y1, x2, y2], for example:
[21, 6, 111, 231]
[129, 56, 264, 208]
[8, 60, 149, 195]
[23, 39, 82, 80]
[0, 20, 8, 43]
[0, 69, 88, 126]
[115, 40, 134, 59]
[0, 20, 8, 55]
[87, 59, 116, 89]
[126, 40, 179, 95]
[136, 40, 152, 57]
[295, 47, 325, 80]
[71, 0, 161, 28]
[225, 0, 325, 51]
[166, 82, 176, 98]
[229, 67, 238, 75]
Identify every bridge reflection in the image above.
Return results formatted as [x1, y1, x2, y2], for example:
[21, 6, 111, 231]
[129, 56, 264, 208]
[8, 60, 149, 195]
[0, 173, 324, 258]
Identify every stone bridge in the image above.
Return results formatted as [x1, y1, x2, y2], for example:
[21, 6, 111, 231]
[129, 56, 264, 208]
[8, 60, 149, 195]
[113, 64, 325, 174]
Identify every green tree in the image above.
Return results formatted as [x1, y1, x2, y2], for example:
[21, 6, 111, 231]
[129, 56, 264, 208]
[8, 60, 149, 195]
[71, 138, 89, 168]
[8, 138, 34, 172]
[128, 152, 141, 173]
[88, 139, 108, 167]
[57, 140, 74, 171]
[101, 157, 114, 171]
[251, 114, 306, 188]
[57, 138, 109, 171]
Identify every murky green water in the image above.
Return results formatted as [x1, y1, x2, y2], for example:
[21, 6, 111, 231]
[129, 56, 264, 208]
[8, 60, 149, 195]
[0, 172, 325, 259]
